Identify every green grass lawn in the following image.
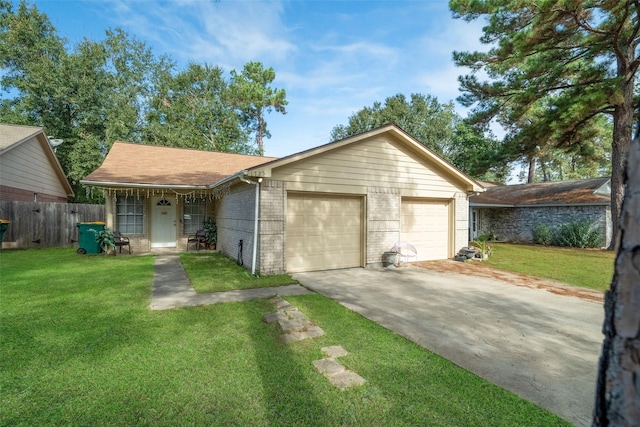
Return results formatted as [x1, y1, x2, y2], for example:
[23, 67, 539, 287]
[484, 243, 616, 291]
[1, 248, 569, 426]
[180, 252, 298, 292]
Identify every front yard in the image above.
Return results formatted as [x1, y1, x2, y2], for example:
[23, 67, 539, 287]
[0, 249, 568, 426]
[483, 243, 615, 291]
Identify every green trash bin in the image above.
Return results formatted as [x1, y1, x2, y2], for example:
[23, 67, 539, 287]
[0, 220, 9, 250]
[76, 222, 105, 254]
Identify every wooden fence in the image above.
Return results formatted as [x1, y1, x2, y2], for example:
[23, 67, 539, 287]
[0, 201, 105, 249]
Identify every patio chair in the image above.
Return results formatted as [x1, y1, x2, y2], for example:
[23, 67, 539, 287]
[113, 231, 131, 254]
[392, 241, 417, 265]
[187, 229, 207, 251]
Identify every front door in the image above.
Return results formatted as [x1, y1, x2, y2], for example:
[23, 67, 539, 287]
[151, 196, 176, 248]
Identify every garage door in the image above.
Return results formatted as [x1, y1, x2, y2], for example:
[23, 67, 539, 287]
[287, 194, 363, 272]
[401, 199, 450, 261]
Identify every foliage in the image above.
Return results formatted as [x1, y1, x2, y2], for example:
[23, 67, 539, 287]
[145, 63, 254, 153]
[0, 248, 568, 426]
[470, 239, 492, 258]
[331, 93, 458, 156]
[95, 228, 115, 253]
[550, 221, 603, 249]
[483, 243, 615, 291]
[532, 224, 553, 246]
[0, 3, 288, 204]
[450, 0, 640, 247]
[446, 120, 511, 182]
[533, 221, 602, 248]
[202, 217, 217, 245]
[229, 61, 287, 156]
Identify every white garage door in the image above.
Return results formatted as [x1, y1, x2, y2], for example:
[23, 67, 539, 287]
[287, 194, 363, 272]
[401, 199, 450, 261]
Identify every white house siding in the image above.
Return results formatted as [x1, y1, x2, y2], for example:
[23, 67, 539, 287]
[477, 205, 611, 248]
[255, 136, 469, 273]
[0, 136, 68, 201]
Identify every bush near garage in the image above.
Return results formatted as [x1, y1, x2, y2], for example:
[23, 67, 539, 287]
[532, 221, 602, 248]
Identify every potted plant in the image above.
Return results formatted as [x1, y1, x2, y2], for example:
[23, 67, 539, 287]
[96, 228, 116, 255]
[203, 218, 217, 250]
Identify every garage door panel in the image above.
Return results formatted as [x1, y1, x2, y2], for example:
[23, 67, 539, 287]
[286, 194, 363, 272]
[401, 199, 449, 261]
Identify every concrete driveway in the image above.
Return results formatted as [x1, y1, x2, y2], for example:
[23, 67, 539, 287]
[293, 266, 604, 427]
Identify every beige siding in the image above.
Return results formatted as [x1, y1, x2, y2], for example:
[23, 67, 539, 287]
[0, 136, 68, 199]
[271, 136, 465, 198]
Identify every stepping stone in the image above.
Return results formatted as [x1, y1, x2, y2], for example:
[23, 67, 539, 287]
[285, 309, 307, 320]
[277, 326, 325, 343]
[262, 312, 288, 324]
[270, 296, 293, 311]
[313, 358, 345, 376]
[329, 371, 366, 390]
[321, 345, 348, 358]
[278, 318, 312, 332]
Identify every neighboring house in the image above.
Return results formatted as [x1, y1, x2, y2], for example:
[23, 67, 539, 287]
[469, 177, 612, 247]
[0, 124, 74, 202]
[82, 124, 482, 274]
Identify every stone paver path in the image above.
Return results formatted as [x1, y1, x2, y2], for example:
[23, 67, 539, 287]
[262, 296, 325, 343]
[150, 255, 312, 310]
[313, 346, 366, 390]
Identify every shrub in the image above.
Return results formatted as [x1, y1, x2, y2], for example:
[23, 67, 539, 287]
[532, 224, 553, 245]
[550, 221, 602, 248]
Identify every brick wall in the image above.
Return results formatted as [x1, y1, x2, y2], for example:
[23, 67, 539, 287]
[477, 205, 611, 248]
[454, 192, 469, 252]
[1, 185, 67, 203]
[366, 187, 400, 267]
[216, 183, 257, 270]
[259, 179, 286, 275]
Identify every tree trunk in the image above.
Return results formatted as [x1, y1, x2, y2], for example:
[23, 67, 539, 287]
[593, 124, 640, 426]
[256, 112, 264, 156]
[527, 156, 536, 183]
[607, 60, 635, 250]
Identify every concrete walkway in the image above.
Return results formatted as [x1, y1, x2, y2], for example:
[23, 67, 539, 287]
[150, 255, 312, 310]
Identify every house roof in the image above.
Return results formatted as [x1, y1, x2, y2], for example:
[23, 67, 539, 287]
[242, 123, 484, 193]
[0, 123, 74, 197]
[470, 177, 611, 207]
[82, 142, 276, 188]
[0, 124, 41, 151]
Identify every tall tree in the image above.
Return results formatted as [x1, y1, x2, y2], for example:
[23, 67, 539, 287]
[446, 121, 511, 183]
[146, 63, 253, 153]
[331, 93, 458, 156]
[229, 61, 287, 156]
[450, 0, 640, 248]
[593, 123, 640, 426]
[0, 1, 173, 202]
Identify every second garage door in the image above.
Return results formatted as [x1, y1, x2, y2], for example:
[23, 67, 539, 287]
[401, 199, 450, 261]
[286, 194, 363, 272]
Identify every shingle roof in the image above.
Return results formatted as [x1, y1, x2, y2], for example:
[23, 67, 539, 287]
[83, 142, 277, 187]
[0, 124, 42, 151]
[470, 177, 611, 206]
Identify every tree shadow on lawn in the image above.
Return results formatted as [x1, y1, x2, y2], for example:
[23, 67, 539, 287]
[238, 298, 330, 425]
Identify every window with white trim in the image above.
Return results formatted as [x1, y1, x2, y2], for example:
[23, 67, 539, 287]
[183, 198, 206, 233]
[116, 196, 144, 234]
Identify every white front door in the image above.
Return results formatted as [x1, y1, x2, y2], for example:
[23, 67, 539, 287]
[151, 196, 176, 248]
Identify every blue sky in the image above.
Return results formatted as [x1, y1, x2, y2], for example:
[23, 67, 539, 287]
[30, 0, 486, 158]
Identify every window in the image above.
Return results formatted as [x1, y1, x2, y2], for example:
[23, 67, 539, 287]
[116, 196, 144, 234]
[183, 198, 206, 233]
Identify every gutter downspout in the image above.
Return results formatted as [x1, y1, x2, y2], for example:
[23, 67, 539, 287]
[239, 175, 261, 275]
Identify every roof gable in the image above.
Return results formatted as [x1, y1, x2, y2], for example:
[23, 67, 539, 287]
[470, 177, 611, 206]
[82, 142, 276, 188]
[244, 124, 483, 193]
[0, 123, 74, 197]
